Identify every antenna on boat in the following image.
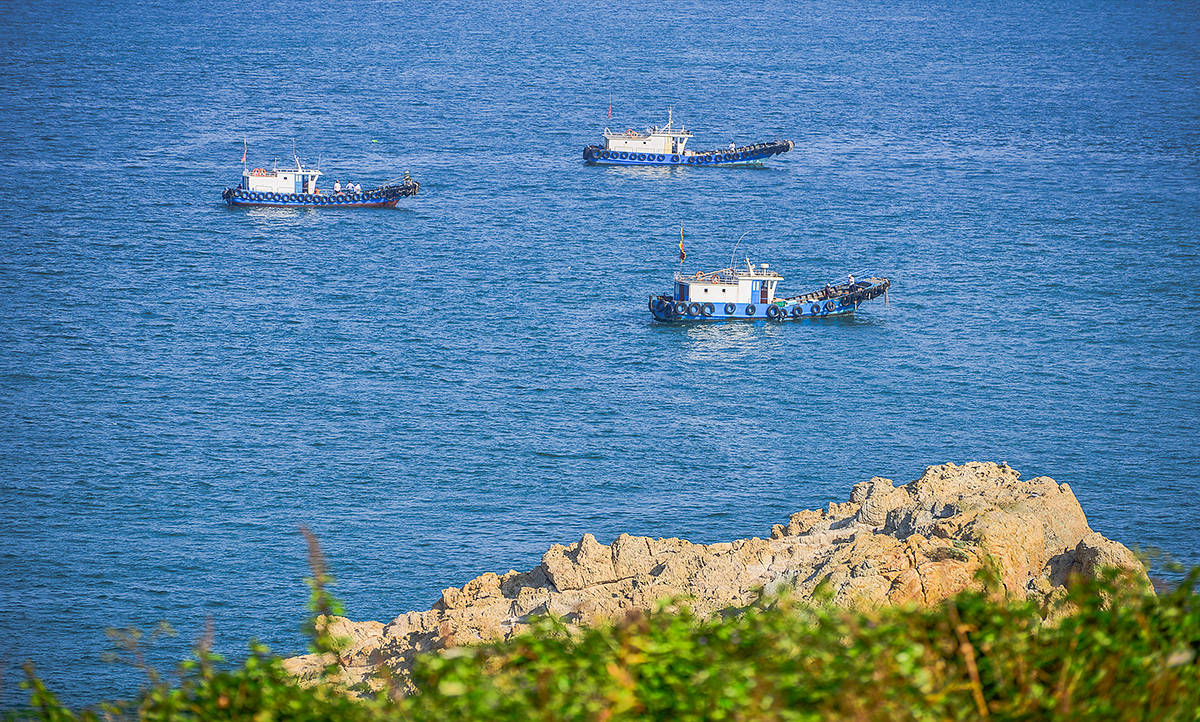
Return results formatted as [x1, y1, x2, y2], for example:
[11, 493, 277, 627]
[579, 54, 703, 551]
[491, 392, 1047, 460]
[292, 139, 301, 171]
[241, 138, 247, 172]
[730, 230, 751, 271]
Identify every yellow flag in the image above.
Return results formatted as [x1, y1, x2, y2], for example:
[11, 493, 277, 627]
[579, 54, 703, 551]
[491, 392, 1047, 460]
[678, 226, 686, 262]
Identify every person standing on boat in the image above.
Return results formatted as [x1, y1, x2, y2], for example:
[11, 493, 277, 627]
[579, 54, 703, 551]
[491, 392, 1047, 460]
[848, 273, 855, 286]
[729, 141, 735, 151]
[334, 179, 341, 194]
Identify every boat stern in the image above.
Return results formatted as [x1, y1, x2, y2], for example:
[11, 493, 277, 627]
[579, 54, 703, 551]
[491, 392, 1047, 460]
[649, 295, 676, 321]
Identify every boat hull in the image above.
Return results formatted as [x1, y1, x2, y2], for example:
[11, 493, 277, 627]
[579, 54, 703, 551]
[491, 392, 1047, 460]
[584, 140, 793, 166]
[649, 279, 889, 322]
[221, 181, 418, 208]
[649, 298, 854, 321]
[225, 197, 400, 208]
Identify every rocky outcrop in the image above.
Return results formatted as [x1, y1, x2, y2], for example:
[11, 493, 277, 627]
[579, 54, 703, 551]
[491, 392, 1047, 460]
[283, 462, 1146, 692]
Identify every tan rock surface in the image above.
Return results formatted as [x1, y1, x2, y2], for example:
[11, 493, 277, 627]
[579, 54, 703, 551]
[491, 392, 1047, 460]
[282, 462, 1146, 691]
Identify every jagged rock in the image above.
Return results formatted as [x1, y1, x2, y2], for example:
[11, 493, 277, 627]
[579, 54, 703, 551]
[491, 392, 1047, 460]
[1072, 531, 1147, 581]
[283, 462, 1146, 693]
[855, 476, 902, 526]
[280, 616, 385, 687]
[542, 533, 619, 590]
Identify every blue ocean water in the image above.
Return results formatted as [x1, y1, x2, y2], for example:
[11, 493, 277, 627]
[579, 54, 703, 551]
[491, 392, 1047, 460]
[1, 0, 1198, 707]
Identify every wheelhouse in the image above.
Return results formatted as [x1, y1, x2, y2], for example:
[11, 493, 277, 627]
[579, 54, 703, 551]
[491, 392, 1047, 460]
[673, 261, 782, 304]
[602, 109, 694, 155]
[240, 165, 322, 195]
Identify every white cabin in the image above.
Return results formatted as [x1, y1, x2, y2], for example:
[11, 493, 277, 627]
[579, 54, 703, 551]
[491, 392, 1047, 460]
[240, 163, 323, 195]
[674, 261, 782, 304]
[603, 109, 694, 155]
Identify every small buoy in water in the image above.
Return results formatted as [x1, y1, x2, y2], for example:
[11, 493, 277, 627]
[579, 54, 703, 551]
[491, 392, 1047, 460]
[371, 139, 379, 143]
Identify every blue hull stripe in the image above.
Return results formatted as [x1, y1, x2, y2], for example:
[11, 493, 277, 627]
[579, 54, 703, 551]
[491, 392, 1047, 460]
[225, 199, 397, 208]
[584, 140, 793, 166]
[649, 299, 854, 322]
[221, 181, 418, 208]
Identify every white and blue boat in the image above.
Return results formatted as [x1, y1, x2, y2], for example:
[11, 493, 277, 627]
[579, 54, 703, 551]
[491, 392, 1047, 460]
[222, 148, 417, 208]
[584, 110, 793, 167]
[649, 260, 889, 321]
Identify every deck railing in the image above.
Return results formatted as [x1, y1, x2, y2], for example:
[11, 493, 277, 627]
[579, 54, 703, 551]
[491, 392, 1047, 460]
[674, 270, 782, 284]
[604, 128, 693, 139]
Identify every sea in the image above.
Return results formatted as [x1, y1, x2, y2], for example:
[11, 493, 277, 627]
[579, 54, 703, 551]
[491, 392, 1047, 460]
[1, 0, 1197, 708]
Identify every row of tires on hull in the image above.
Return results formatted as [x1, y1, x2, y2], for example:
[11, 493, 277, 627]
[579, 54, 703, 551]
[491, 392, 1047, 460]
[585, 142, 790, 164]
[222, 183, 418, 205]
[651, 298, 842, 319]
[228, 190, 384, 204]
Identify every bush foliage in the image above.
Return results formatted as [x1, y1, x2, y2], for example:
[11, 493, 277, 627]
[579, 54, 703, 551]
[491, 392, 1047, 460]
[14, 551, 1199, 721]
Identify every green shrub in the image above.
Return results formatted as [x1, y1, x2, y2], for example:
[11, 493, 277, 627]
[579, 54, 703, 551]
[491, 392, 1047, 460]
[14, 555, 1199, 721]
[396, 568, 1199, 721]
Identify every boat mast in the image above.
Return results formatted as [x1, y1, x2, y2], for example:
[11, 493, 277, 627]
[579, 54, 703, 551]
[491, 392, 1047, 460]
[730, 230, 750, 271]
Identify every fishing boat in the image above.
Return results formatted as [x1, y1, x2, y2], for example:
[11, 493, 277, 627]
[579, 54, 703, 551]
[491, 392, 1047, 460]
[221, 145, 417, 208]
[583, 109, 793, 167]
[649, 260, 889, 321]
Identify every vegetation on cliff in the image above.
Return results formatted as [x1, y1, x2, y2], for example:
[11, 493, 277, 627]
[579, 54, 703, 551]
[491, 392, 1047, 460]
[15, 554, 1200, 721]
